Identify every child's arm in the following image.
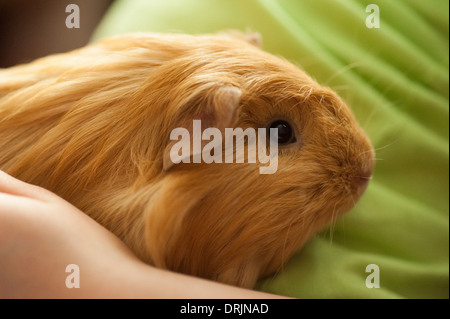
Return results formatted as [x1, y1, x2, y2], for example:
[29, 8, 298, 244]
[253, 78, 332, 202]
[0, 170, 285, 299]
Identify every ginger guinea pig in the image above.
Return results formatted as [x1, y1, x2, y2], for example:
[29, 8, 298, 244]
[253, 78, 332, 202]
[0, 32, 374, 288]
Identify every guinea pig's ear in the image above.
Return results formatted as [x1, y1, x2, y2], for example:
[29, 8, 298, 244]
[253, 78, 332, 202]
[163, 86, 242, 171]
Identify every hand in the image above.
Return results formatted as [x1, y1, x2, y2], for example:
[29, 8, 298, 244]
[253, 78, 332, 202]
[0, 170, 284, 299]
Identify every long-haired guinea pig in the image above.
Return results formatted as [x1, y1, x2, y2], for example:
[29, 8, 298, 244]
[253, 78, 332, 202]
[0, 32, 374, 288]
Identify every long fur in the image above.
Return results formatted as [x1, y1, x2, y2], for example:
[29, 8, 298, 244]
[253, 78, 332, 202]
[0, 32, 374, 287]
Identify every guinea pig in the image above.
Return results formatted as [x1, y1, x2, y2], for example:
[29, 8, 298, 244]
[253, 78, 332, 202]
[0, 32, 375, 288]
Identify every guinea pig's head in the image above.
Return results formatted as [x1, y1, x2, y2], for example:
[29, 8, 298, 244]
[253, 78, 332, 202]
[141, 33, 375, 287]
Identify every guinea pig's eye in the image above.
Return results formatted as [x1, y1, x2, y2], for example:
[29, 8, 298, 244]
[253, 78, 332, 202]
[267, 120, 296, 145]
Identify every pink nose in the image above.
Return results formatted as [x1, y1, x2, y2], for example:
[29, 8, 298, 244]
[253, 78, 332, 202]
[354, 170, 373, 193]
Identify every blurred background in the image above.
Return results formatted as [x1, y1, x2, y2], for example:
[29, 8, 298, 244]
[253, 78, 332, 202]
[0, 0, 113, 67]
[0, 0, 447, 298]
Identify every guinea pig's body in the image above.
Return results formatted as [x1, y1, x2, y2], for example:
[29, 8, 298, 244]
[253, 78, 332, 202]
[0, 33, 374, 288]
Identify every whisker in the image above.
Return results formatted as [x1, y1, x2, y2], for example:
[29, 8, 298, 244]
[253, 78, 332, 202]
[324, 62, 364, 86]
[328, 202, 339, 244]
[373, 140, 399, 152]
[363, 107, 379, 129]
[355, 175, 373, 180]
[355, 139, 398, 162]
[280, 218, 295, 270]
[275, 214, 298, 293]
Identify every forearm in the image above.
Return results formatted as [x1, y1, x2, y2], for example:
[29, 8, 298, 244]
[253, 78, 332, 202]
[0, 171, 285, 299]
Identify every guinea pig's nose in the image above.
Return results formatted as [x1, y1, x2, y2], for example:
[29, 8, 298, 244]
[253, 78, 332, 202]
[353, 170, 373, 194]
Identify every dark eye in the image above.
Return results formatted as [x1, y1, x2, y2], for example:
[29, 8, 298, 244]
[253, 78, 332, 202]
[267, 120, 296, 145]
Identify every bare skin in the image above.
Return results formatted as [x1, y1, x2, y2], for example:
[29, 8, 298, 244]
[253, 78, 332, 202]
[0, 170, 285, 299]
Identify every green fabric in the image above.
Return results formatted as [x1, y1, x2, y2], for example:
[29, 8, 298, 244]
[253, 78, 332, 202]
[92, 0, 449, 298]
